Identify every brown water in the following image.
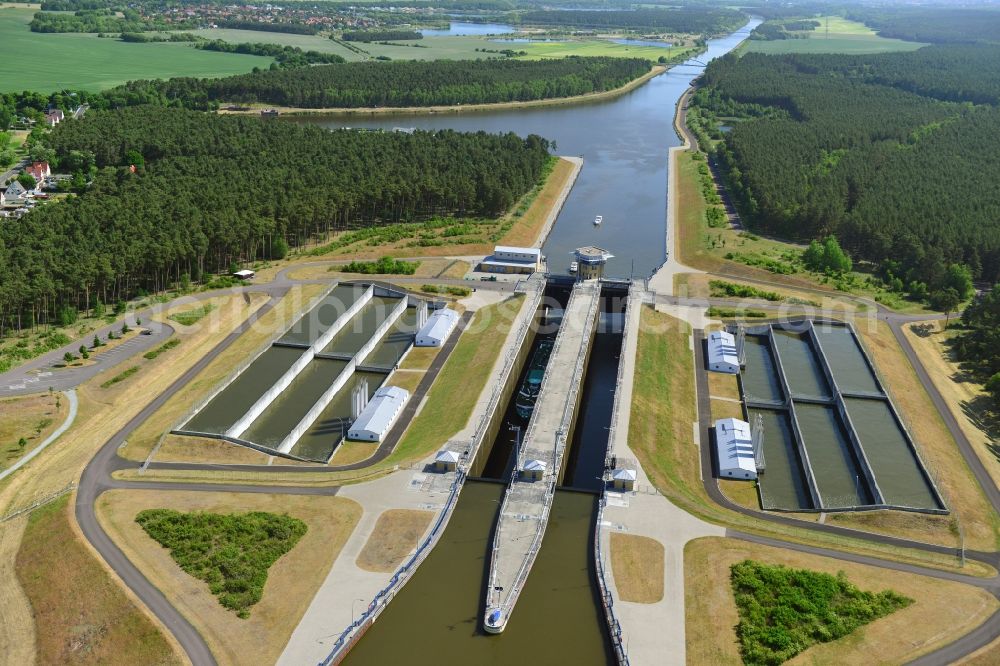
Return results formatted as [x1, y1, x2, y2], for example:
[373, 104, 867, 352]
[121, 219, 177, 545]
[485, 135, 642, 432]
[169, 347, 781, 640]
[846, 398, 942, 509]
[752, 408, 813, 511]
[280, 284, 369, 347]
[241, 358, 348, 448]
[771, 331, 830, 398]
[795, 403, 870, 508]
[341, 483, 612, 666]
[322, 296, 400, 356]
[289, 370, 387, 461]
[812, 325, 881, 394]
[361, 308, 418, 369]
[740, 335, 783, 403]
[182, 346, 305, 434]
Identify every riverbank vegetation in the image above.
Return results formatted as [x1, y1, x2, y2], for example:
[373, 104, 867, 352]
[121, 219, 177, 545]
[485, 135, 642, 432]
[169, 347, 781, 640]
[517, 7, 746, 35]
[16, 496, 181, 664]
[0, 106, 549, 331]
[100, 57, 651, 109]
[691, 45, 1000, 305]
[135, 509, 307, 617]
[731, 559, 911, 665]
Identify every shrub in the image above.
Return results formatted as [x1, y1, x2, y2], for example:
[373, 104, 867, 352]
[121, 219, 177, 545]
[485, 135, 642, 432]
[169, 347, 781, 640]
[135, 509, 307, 618]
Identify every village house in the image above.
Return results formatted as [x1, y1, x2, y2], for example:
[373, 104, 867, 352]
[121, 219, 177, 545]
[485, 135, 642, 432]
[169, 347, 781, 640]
[25, 161, 51, 186]
[45, 109, 64, 127]
[4, 180, 28, 204]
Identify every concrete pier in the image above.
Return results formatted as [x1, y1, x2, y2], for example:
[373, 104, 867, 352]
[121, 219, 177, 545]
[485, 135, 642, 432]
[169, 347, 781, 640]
[483, 280, 601, 634]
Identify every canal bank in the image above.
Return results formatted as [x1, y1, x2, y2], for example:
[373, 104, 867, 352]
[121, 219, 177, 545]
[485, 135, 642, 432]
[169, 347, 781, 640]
[288, 20, 761, 665]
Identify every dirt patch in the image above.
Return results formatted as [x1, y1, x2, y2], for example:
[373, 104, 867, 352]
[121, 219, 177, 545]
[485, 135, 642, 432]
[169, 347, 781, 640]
[609, 533, 664, 603]
[356, 509, 434, 573]
[96, 489, 361, 666]
[685, 536, 998, 666]
[16, 496, 182, 666]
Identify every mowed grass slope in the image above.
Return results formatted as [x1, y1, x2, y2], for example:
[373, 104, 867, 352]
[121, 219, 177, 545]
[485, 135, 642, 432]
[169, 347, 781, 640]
[515, 39, 699, 62]
[16, 496, 182, 665]
[744, 16, 926, 55]
[0, 8, 269, 92]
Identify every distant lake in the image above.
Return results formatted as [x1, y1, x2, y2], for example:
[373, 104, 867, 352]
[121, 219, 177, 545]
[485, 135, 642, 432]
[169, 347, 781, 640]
[610, 38, 673, 48]
[420, 22, 515, 36]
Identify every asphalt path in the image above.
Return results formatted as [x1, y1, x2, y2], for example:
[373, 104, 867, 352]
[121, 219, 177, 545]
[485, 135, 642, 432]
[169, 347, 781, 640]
[75, 293, 288, 666]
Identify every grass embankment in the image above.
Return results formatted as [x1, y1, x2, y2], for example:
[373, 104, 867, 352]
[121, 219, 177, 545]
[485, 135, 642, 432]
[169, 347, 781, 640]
[516, 40, 699, 63]
[743, 16, 926, 55]
[308, 156, 573, 259]
[0, 7, 267, 93]
[673, 150, 928, 314]
[356, 509, 434, 573]
[628, 305, 995, 574]
[685, 537, 998, 666]
[731, 558, 912, 665]
[0, 391, 67, 472]
[845, 320, 1000, 551]
[15, 496, 182, 665]
[136, 509, 307, 618]
[609, 533, 664, 603]
[97, 489, 360, 666]
[117, 287, 316, 464]
[905, 322, 1000, 489]
[117, 294, 526, 481]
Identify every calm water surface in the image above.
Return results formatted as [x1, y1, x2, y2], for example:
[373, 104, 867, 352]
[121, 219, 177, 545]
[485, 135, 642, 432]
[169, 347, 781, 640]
[296, 20, 760, 278]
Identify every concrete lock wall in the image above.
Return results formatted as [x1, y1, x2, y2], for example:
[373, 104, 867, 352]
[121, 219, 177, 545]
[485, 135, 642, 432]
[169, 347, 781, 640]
[276, 297, 407, 454]
[807, 321, 885, 505]
[467, 286, 545, 477]
[227, 286, 375, 440]
[176, 283, 339, 432]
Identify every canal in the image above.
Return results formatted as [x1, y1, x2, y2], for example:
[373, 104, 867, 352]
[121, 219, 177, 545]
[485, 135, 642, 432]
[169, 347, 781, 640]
[321, 19, 761, 664]
[291, 18, 760, 279]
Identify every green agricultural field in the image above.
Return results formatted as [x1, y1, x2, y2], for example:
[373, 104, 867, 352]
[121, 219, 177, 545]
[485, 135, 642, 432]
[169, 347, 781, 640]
[744, 16, 926, 55]
[0, 8, 271, 92]
[515, 39, 699, 62]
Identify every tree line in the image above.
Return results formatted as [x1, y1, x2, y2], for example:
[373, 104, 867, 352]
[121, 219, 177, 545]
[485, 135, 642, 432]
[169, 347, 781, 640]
[193, 40, 345, 67]
[97, 57, 651, 109]
[847, 7, 1000, 44]
[341, 30, 423, 42]
[692, 47, 1000, 299]
[0, 107, 551, 331]
[515, 8, 746, 34]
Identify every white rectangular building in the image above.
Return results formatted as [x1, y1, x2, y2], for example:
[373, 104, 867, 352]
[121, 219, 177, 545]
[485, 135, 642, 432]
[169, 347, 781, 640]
[479, 245, 541, 274]
[714, 418, 757, 480]
[707, 330, 740, 374]
[348, 386, 410, 442]
[415, 308, 459, 347]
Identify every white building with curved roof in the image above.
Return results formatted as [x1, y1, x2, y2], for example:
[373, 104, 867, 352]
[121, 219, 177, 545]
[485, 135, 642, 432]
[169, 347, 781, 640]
[348, 386, 410, 442]
[416, 308, 459, 347]
[714, 417, 757, 480]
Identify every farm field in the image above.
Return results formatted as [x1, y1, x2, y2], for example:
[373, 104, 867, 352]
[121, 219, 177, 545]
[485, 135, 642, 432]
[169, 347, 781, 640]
[744, 16, 926, 55]
[514, 39, 699, 62]
[0, 8, 270, 92]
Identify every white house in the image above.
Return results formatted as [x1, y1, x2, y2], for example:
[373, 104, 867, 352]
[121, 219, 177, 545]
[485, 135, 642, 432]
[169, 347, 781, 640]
[347, 386, 409, 442]
[707, 330, 740, 374]
[714, 418, 757, 480]
[45, 109, 64, 127]
[232, 269, 255, 280]
[415, 308, 459, 347]
[4, 181, 27, 205]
